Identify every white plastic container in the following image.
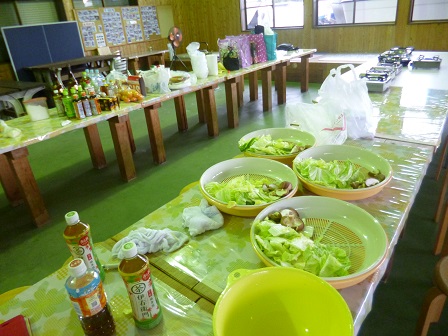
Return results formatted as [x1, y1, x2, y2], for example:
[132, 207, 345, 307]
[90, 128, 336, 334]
[206, 54, 219, 76]
[23, 97, 50, 121]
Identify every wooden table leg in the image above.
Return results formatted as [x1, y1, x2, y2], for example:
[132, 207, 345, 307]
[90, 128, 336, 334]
[144, 103, 166, 164]
[0, 154, 23, 206]
[5, 148, 49, 227]
[108, 116, 136, 182]
[174, 96, 188, 132]
[301, 54, 312, 92]
[237, 75, 244, 107]
[261, 65, 275, 111]
[83, 124, 107, 169]
[203, 84, 219, 137]
[196, 90, 206, 123]
[225, 78, 239, 129]
[276, 60, 290, 105]
[124, 115, 136, 153]
[249, 71, 258, 101]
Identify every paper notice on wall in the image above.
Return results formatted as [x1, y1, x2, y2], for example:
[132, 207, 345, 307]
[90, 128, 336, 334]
[96, 33, 106, 47]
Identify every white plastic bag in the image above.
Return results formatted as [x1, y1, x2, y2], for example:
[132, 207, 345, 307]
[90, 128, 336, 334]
[141, 66, 171, 94]
[318, 64, 377, 140]
[285, 99, 347, 146]
[187, 42, 209, 79]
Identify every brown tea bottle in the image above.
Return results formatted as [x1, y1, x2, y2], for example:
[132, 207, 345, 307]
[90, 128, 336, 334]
[118, 241, 163, 329]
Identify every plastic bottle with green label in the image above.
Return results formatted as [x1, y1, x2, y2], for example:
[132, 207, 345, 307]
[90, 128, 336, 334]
[62, 88, 76, 119]
[63, 211, 105, 282]
[118, 241, 162, 329]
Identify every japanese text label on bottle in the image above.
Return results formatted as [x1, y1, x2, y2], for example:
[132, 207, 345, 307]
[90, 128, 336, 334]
[122, 268, 161, 323]
[66, 276, 107, 317]
[66, 234, 101, 275]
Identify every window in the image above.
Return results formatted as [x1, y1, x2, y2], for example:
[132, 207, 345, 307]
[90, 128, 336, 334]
[240, 0, 304, 30]
[315, 0, 398, 26]
[410, 0, 448, 22]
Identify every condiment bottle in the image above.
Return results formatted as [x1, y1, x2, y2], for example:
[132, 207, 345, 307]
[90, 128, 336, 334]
[70, 88, 86, 120]
[53, 89, 66, 117]
[79, 71, 91, 89]
[65, 258, 116, 336]
[88, 90, 102, 115]
[63, 211, 105, 282]
[118, 242, 162, 329]
[79, 89, 93, 117]
[62, 88, 76, 119]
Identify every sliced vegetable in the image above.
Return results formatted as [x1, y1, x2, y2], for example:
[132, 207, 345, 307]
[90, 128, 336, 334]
[254, 218, 351, 277]
[239, 135, 310, 156]
[293, 158, 385, 189]
[205, 176, 293, 208]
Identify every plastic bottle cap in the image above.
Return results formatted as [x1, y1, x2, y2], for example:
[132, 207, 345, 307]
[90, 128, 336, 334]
[122, 241, 138, 259]
[65, 211, 79, 225]
[68, 258, 87, 277]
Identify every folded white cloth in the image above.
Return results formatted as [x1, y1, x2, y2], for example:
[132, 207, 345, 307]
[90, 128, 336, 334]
[182, 199, 224, 236]
[0, 120, 21, 138]
[112, 227, 189, 259]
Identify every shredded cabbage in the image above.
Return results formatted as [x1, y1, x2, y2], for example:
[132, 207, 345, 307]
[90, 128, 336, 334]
[254, 219, 351, 277]
[239, 135, 308, 156]
[293, 158, 380, 189]
[205, 176, 290, 208]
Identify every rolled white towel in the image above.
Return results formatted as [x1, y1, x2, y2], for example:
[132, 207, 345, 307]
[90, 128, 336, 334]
[112, 227, 189, 259]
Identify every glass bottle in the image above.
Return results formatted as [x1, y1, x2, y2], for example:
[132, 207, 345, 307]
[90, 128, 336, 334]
[63, 211, 105, 281]
[70, 88, 86, 120]
[118, 242, 162, 329]
[79, 88, 92, 117]
[53, 89, 66, 117]
[65, 258, 116, 336]
[79, 71, 91, 89]
[88, 89, 102, 116]
[62, 88, 76, 119]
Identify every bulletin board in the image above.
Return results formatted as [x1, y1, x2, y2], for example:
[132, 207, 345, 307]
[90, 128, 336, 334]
[99, 7, 127, 47]
[140, 6, 161, 40]
[75, 5, 168, 50]
[75, 8, 105, 51]
[121, 6, 144, 43]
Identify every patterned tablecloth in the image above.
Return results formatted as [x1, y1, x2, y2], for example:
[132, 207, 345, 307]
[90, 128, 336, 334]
[108, 138, 434, 335]
[0, 242, 213, 335]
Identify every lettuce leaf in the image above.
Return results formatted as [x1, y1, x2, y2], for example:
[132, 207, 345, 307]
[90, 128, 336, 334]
[253, 219, 351, 277]
[205, 175, 289, 208]
[239, 135, 306, 156]
[293, 158, 375, 189]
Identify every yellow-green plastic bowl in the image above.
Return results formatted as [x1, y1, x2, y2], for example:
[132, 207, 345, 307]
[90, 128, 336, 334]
[239, 128, 316, 167]
[200, 158, 299, 217]
[213, 268, 354, 336]
[292, 144, 393, 200]
[250, 196, 388, 289]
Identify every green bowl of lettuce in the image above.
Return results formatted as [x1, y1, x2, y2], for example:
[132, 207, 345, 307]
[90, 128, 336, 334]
[292, 144, 393, 200]
[238, 128, 316, 167]
[251, 196, 388, 289]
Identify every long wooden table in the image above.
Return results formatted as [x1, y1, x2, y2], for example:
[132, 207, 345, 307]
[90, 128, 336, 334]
[107, 138, 433, 335]
[0, 50, 316, 226]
